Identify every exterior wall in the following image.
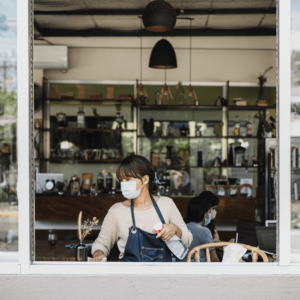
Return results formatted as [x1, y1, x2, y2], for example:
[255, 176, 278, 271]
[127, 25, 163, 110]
[40, 36, 276, 84]
[1, 275, 300, 299]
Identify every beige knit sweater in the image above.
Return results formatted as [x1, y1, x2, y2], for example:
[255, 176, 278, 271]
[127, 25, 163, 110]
[91, 196, 193, 259]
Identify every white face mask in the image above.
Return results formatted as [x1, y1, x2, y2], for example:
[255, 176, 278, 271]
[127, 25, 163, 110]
[211, 210, 217, 220]
[121, 180, 145, 199]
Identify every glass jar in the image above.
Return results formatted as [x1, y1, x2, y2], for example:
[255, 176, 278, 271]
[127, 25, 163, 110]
[217, 186, 228, 197]
[229, 185, 238, 197]
[48, 229, 58, 247]
[77, 106, 85, 128]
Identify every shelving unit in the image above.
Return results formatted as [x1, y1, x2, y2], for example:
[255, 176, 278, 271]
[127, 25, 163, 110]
[43, 128, 137, 132]
[42, 159, 123, 164]
[36, 80, 276, 223]
[48, 98, 136, 105]
[154, 166, 258, 169]
[138, 135, 264, 139]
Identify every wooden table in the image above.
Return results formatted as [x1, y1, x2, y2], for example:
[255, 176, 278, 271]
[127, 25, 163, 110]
[35, 240, 85, 261]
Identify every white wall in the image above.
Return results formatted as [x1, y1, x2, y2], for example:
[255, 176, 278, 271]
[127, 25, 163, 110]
[1, 275, 300, 299]
[39, 36, 276, 83]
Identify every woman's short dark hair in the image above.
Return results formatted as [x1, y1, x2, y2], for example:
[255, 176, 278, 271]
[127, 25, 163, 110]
[184, 196, 211, 223]
[116, 155, 158, 194]
[198, 191, 219, 208]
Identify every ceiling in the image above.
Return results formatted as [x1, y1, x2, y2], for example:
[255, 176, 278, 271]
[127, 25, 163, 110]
[34, 0, 276, 38]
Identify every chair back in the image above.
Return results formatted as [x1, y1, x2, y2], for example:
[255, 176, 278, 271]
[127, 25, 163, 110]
[186, 242, 268, 262]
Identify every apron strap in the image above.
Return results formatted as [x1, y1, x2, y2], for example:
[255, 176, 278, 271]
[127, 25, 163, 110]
[130, 200, 136, 228]
[130, 194, 166, 228]
[150, 194, 166, 224]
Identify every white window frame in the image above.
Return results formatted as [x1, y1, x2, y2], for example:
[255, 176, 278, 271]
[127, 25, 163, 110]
[2, 0, 297, 275]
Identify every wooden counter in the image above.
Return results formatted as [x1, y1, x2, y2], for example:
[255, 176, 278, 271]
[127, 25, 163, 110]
[35, 194, 256, 222]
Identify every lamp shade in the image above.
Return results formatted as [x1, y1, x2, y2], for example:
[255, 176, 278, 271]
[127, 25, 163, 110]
[149, 39, 177, 69]
[142, 0, 177, 32]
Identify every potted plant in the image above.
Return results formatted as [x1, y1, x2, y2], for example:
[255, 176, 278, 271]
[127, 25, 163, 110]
[255, 113, 276, 138]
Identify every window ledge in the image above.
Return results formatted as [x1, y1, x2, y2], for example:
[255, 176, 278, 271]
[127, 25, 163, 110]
[28, 262, 300, 276]
[0, 263, 20, 274]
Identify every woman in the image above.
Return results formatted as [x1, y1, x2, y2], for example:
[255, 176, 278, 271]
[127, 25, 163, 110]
[199, 191, 221, 243]
[91, 155, 192, 262]
[181, 195, 219, 262]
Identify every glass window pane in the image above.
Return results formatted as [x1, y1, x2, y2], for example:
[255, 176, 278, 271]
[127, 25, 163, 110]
[0, 0, 18, 260]
[291, 0, 300, 257]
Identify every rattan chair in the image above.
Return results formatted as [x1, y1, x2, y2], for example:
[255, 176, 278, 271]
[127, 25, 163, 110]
[185, 242, 268, 262]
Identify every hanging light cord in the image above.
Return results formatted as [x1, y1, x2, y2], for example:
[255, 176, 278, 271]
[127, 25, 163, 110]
[140, 19, 142, 84]
[189, 19, 192, 84]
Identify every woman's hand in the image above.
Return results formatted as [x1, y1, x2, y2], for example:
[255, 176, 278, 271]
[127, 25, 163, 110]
[90, 250, 106, 262]
[156, 224, 181, 242]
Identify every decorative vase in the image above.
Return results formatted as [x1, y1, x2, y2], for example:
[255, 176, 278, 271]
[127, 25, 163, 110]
[75, 241, 88, 261]
[259, 84, 264, 100]
[264, 131, 273, 138]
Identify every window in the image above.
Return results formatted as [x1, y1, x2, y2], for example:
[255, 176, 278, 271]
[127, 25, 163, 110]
[0, 0, 18, 264]
[291, 0, 300, 262]
[2, 0, 299, 275]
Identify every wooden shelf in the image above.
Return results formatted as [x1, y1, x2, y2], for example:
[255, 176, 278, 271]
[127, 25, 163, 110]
[155, 165, 258, 169]
[228, 105, 276, 110]
[138, 105, 223, 110]
[48, 98, 136, 105]
[137, 105, 276, 111]
[138, 135, 262, 139]
[42, 159, 122, 164]
[42, 128, 136, 132]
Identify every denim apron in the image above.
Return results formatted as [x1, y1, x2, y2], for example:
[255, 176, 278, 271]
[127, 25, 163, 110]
[120, 195, 172, 262]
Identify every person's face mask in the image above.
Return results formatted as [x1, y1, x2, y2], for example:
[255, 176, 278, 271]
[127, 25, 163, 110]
[121, 180, 145, 199]
[204, 212, 211, 226]
[211, 210, 217, 220]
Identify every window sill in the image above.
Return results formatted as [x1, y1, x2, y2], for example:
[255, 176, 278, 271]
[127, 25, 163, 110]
[27, 262, 300, 275]
[0, 263, 20, 274]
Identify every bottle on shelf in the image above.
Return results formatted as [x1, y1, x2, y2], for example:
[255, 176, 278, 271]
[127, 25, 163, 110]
[106, 172, 113, 192]
[247, 115, 252, 137]
[166, 146, 173, 167]
[77, 106, 85, 128]
[228, 144, 234, 166]
[234, 115, 240, 136]
[97, 172, 104, 192]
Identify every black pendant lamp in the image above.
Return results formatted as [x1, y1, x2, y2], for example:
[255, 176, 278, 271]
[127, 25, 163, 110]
[143, 0, 177, 32]
[149, 39, 177, 69]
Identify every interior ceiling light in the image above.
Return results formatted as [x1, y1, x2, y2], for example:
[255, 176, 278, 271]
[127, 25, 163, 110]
[142, 0, 177, 32]
[149, 39, 177, 69]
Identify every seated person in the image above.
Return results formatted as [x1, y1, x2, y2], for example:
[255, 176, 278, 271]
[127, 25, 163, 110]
[180, 195, 219, 262]
[199, 191, 221, 243]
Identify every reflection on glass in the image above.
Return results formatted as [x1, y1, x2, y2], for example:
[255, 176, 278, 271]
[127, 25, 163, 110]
[0, 0, 18, 255]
